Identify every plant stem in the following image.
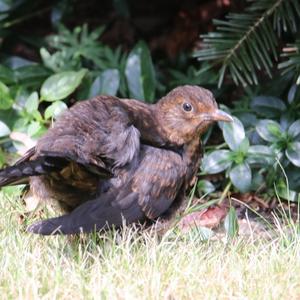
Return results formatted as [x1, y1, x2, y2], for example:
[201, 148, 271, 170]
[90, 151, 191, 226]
[3, 6, 52, 29]
[184, 181, 198, 213]
[218, 181, 232, 205]
[205, 143, 228, 150]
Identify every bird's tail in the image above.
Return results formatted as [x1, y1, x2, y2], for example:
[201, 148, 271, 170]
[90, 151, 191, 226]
[0, 156, 67, 187]
[27, 193, 145, 235]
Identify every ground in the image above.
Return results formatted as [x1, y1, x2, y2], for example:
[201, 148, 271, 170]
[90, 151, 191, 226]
[1, 190, 300, 299]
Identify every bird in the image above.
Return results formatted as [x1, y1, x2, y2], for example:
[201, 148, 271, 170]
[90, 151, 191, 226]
[0, 85, 232, 235]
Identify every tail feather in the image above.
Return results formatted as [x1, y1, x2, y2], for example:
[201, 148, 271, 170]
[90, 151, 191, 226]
[0, 156, 67, 187]
[27, 192, 145, 235]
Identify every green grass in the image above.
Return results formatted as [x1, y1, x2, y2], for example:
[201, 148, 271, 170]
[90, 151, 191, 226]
[1, 190, 300, 300]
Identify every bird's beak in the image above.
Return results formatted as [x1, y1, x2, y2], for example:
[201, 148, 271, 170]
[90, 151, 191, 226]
[210, 109, 233, 122]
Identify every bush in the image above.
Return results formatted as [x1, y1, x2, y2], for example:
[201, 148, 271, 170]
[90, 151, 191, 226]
[0, 22, 156, 163]
[1, 0, 300, 207]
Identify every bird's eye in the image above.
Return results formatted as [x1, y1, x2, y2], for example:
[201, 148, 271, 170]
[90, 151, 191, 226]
[182, 102, 193, 112]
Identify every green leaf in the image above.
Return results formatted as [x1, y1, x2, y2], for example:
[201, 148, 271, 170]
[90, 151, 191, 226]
[251, 96, 286, 117]
[0, 121, 11, 137]
[256, 120, 282, 142]
[0, 148, 5, 168]
[222, 117, 245, 151]
[194, 0, 298, 87]
[286, 165, 300, 192]
[27, 121, 44, 137]
[14, 65, 50, 84]
[229, 162, 252, 192]
[288, 84, 298, 104]
[234, 112, 257, 128]
[0, 81, 14, 110]
[237, 137, 250, 153]
[25, 92, 39, 113]
[286, 142, 300, 167]
[89, 69, 120, 97]
[125, 51, 143, 99]
[125, 41, 155, 102]
[5, 56, 34, 69]
[288, 120, 300, 140]
[101, 69, 120, 96]
[40, 48, 58, 72]
[250, 171, 264, 191]
[44, 101, 68, 120]
[0, 64, 14, 84]
[0, 110, 18, 129]
[0, 0, 11, 12]
[280, 39, 300, 81]
[40, 69, 87, 101]
[89, 76, 102, 98]
[32, 110, 43, 122]
[13, 115, 28, 127]
[224, 207, 239, 239]
[246, 145, 274, 165]
[197, 180, 215, 194]
[280, 113, 294, 131]
[202, 150, 232, 174]
[276, 178, 300, 202]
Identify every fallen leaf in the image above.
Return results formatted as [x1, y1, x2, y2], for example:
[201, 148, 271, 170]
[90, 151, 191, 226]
[179, 206, 228, 233]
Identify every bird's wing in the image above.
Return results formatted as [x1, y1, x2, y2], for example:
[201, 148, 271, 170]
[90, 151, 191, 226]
[14, 147, 36, 164]
[27, 146, 187, 235]
[0, 149, 112, 188]
[0, 96, 140, 188]
[130, 146, 186, 219]
[37, 96, 141, 171]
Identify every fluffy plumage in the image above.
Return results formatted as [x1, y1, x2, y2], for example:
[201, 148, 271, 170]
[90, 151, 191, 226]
[0, 85, 232, 235]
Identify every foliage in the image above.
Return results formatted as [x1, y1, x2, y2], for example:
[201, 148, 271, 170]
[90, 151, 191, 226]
[202, 115, 274, 193]
[0, 23, 156, 164]
[194, 0, 300, 87]
[125, 41, 156, 102]
[279, 39, 300, 84]
[201, 83, 300, 201]
[0, 0, 300, 210]
[41, 25, 109, 72]
[192, 0, 300, 203]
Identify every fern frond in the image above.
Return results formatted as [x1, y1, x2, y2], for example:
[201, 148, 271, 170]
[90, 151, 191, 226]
[194, 0, 300, 88]
[279, 40, 300, 84]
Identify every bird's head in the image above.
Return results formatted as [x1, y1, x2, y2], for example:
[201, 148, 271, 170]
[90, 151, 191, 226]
[155, 85, 233, 145]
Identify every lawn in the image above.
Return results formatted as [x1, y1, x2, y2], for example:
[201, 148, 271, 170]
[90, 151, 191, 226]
[0, 190, 300, 300]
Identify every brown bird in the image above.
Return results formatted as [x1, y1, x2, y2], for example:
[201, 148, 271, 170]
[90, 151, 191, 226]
[0, 85, 232, 235]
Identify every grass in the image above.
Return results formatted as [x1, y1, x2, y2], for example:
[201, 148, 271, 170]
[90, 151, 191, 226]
[1, 190, 300, 300]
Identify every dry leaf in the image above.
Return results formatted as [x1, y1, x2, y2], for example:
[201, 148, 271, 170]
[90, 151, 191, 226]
[179, 206, 228, 233]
